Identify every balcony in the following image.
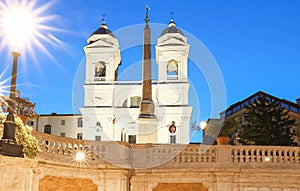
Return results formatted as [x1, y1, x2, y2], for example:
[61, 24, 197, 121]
[167, 75, 178, 80]
[94, 77, 106, 81]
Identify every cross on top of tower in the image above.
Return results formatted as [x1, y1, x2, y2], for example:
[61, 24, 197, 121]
[168, 10, 176, 27]
[170, 10, 175, 21]
[101, 14, 107, 24]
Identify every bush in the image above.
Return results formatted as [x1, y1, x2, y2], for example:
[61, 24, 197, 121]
[0, 113, 40, 158]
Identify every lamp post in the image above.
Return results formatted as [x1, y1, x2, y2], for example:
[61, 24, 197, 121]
[0, 50, 24, 157]
[191, 121, 207, 144]
[0, 0, 56, 157]
[200, 121, 207, 144]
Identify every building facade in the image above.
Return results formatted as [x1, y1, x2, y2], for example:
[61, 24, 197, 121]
[31, 17, 193, 144]
[28, 113, 83, 139]
[80, 19, 192, 144]
[219, 91, 300, 145]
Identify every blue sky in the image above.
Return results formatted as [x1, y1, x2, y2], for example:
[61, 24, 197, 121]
[1, 0, 300, 126]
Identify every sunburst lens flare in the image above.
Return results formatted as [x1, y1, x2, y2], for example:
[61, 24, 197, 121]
[75, 151, 86, 162]
[0, 0, 60, 54]
[2, 6, 34, 48]
[72, 149, 90, 167]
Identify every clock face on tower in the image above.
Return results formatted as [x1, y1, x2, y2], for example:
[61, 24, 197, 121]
[92, 95, 105, 104]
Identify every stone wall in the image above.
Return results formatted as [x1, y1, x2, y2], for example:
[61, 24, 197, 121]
[0, 156, 36, 191]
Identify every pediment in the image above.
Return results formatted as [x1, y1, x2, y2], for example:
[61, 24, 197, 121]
[85, 39, 115, 49]
[157, 37, 187, 47]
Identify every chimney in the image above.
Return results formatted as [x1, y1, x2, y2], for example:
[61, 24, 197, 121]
[138, 6, 156, 119]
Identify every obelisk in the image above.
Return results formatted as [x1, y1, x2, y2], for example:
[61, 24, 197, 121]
[138, 5, 156, 119]
[138, 6, 158, 143]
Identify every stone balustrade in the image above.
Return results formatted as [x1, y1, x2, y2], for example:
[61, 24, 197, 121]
[231, 146, 300, 164]
[32, 131, 300, 169]
[32, 131, 87, 156]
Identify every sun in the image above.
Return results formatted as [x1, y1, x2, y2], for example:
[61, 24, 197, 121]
[0, 0, 59, 53]
[0, 0, 62, 99]
[2, 4, 34, 48]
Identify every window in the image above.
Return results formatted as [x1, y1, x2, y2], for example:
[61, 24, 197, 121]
[77, 133, 83, 140]
[44, 125, 51, 134]
[130, 96, 141, 108]
[290, 106, 299, 113]
[78, 118, 83, 127]
[167, 59, 178, 80]
[26, 120, 34, 126]
[61, 120, 65, 126]
[95, 61, 106, 77]
[128, 135, 136, 144]
[281, 102, 289, 110]
[60, 133, 65, 137]
[170, 135, 176, 144]
[95, 136, 101, 141]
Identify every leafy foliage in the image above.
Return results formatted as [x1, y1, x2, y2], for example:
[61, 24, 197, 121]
[0, 113, 40, 158]
[239, 95, 295, 146]
[220, 118, 238, 137]
[296, 122, 300, 142]
[0, 95, 36, 117]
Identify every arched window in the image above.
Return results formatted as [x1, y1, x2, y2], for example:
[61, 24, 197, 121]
[167, 59, 178, 80]
[122, 99, 128, 107]
[44, 125, 51, 134]
[130, 96, 141, 108]
[95, 61, 106, 78]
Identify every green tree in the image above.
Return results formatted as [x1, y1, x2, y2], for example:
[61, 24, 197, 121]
[239, 95, 295, 146]
[0, 94, 36, 117]
[295, 122, 300, 143]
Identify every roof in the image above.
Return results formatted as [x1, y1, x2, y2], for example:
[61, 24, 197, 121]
[91, 23, 115, 37]
[39, 113, 82, 117]
[221, 91, 300, 118]
[161, 20, 184, 36]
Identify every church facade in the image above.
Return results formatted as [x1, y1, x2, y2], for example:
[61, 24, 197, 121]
[31, 14, 193, 144]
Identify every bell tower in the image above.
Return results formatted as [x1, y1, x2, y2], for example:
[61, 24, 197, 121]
[84, 21, 121, 84]
[156, 19, 190, 83]
[155, 18, 192, 144]
[80, 20, 121, 141]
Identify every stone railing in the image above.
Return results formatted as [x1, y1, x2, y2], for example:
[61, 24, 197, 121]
[32, 131, 300, 169]
[231, 146, 300, 164]
[32, 131, 87, 156]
